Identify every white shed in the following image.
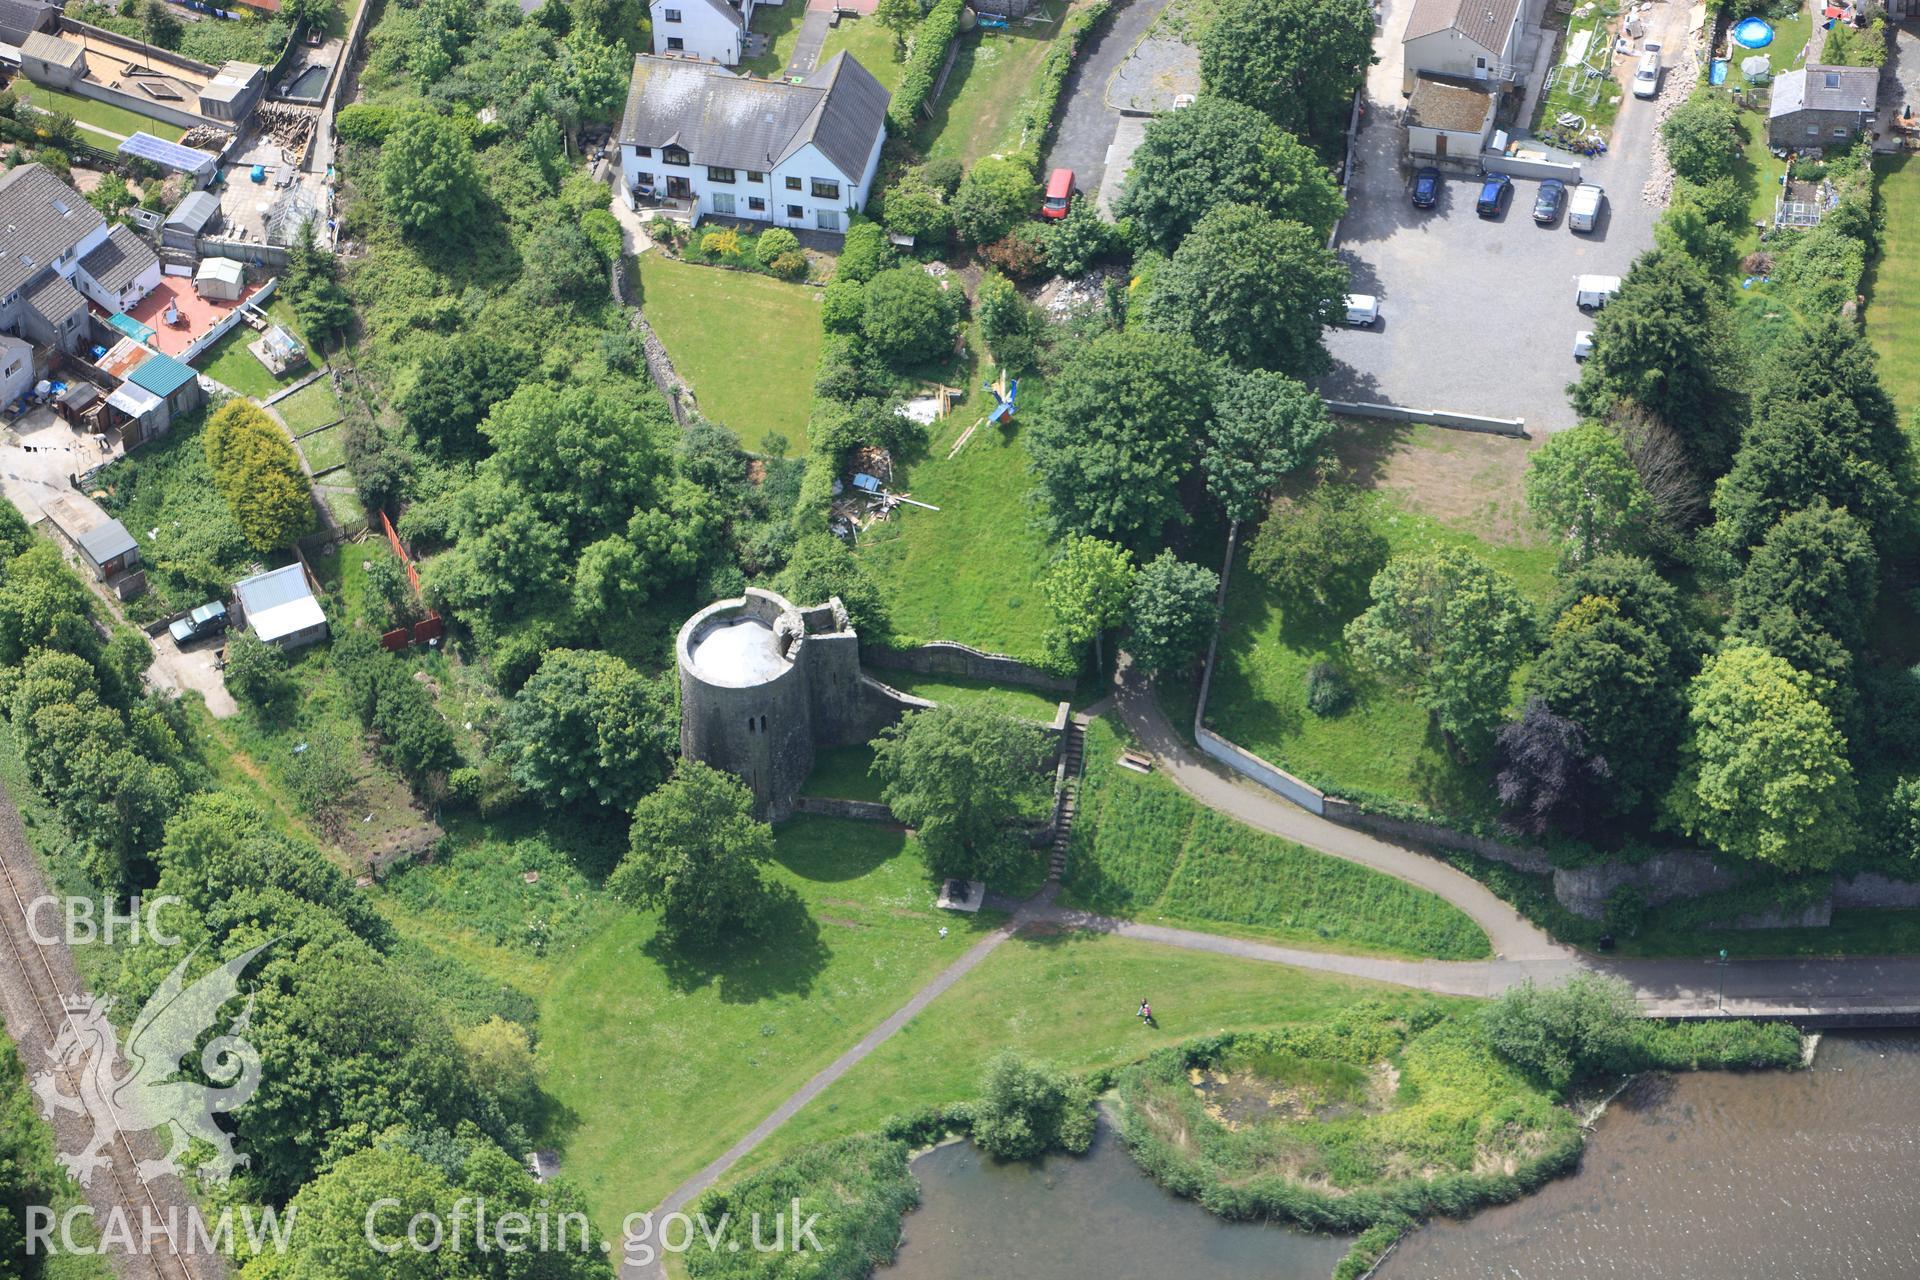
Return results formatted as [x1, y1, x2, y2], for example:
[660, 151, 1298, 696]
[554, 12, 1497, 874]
[233, 563, 329, 650]
[194, 256, 247, 302]
[1405, 74, 1498, 161]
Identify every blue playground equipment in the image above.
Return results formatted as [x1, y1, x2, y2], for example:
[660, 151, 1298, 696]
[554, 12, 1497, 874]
[983, 378, 1019, 425]
[1732, 16, 1774, 48]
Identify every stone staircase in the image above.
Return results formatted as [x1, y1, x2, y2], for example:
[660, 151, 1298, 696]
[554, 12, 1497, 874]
[1047, 718, 1087, 883]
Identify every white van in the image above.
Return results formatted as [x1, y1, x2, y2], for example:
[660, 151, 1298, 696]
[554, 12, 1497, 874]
[1569, 183, 1605, 232]
[1576, 276, 1621, 310]
[1344, 294, 1381, 327]
[1633, 43, 1662, 98]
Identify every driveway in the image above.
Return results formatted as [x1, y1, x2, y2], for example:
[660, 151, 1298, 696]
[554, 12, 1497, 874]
[1042, 0, 1173, 198]
[1319, 0, 1681, 432]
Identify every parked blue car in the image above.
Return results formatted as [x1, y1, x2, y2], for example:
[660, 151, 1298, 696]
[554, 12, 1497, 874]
[1411, 167, 1442, 208]
[1475, 172, 1512, 217]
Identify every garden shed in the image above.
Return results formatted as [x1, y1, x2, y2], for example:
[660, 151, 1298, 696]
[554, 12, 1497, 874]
[234, 563, 329, 650]
[163, 191, 223, 252]
[194, 256, 247, 301]
[1405, 73, 1498, 161]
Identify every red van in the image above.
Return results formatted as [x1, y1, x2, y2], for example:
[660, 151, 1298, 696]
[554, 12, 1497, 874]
[1042, 167, 1074, 219]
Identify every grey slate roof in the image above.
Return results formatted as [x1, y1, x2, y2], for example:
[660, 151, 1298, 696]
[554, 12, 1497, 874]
[0, 164, 103, 300]
[1769, 64, 1878, 118]
[76, 519, 136, 566]
[618, 51, 888, 178]
[0, 0, 58, 48]
[1404, 0, 1521, 53]
[22, 270, 81, 323]
[78, 224, 157, 295]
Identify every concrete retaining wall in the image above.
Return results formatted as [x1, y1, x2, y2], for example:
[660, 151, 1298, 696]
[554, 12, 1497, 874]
[1551, 851, 1745, 920]
[1480, 152, 1583, 182]
[1195, 727, 1326, 815]
[1834, 872, 1920, 909]
[862, 642, 1074, 693]
[1324, 399, 1528, 438]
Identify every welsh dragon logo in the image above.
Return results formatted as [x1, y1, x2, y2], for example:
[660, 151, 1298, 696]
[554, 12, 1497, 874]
[33, 944, 269, 1187]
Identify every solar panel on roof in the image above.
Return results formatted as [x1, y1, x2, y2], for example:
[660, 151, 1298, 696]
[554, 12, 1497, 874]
[117, 132, 217, 177]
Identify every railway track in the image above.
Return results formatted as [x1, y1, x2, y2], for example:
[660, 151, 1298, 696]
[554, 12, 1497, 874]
[0, 810, 211, 1280]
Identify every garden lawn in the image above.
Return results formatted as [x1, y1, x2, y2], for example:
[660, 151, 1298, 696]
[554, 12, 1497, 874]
[1062, 720, 1490, 959]
[275, 379, 345, 436]
[869, 671, 1064, 720]
[1866, 154, 1920, 421]
[298, 425, 349, 473]
[916, 21, 1063, 166]
[748, 931, 1421, 1164]
[534, 816, 1004, 1226]
[740, 1, 809, 78]
[857, 382, 1054, 661]
[802, 744, 885, 800]
[14, 84, 186, 141]
[820, 16, 908, 93]
[1175, 480, 1555, 824]
[637, 252, 822, 452]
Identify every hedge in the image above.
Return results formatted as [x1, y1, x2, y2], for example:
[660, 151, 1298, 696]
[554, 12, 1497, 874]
[887, 0, 968, 134]
[1006, 0, 1115, 171]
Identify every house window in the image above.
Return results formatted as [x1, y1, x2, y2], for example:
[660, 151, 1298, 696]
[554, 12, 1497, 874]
[1833, 127, 1851, 138]
[713, 192, 737, 215]
[634, 146, 653, 158]
[663, 6, 681, 18]
[748, 196, 766, 212]
[664, 145, 690, 166]
[1824, 71, 1841, 89]
[784, 176, 802, 191]
[816, 209, 841, 231]
[746, 170, 765, 183]
[1807, 126, 1820, 137]
[785, 204, 804, 220]
[666, 36, 684, 49]
[708, 166, 736, 183]
[810, 177, 840, 200]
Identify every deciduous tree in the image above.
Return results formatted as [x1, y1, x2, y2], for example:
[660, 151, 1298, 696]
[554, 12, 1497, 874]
[1199, 0, 1375, 151]
[1495, 698, 1612, 839]
[378, 110, 482, 240]
[609, 761, 776, 942]
[1040, 534, 1135, 673]
[1247, 484, 1391, 619]
[1115, 96, 1344, 250]
[1126, 551, 1219, 677]
[1141, 203, 1347, 375]
[970, 1051, 1095, 1160]
[1344, 548, 1537, 756]
[1028, 329, 1216, 547]
[1204, 370, 1333, 521]
[498, 648, 674, 810]
[873, 704, 1050, 882]
[1524, 423, 1653, 565]
[1664, 644, 1856, 871]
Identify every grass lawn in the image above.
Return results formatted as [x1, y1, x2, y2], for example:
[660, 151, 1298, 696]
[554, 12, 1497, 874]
[14, 83, 186, 141]
[298, 425, 349, 473]
[636, 251, 822, 452]
[1063, 720, 1490, 959]
[869, 670, 1064, 720]
[916, 20, 1064, 166]
[740, 1, 809, 78]
[275, 379, 345, 436]
[857, 372, 1054, 661]
[820, 16, 908, 93]
[1530, 1, 1626, 139]
[749, 931, 1419, 1164]
[194, 298, 318, 400]
[1865, 154, 1920, 421]
[1168, 424, 1554, 822]
[802, 744, 885, 800]
[534, 816, 1005, 1226]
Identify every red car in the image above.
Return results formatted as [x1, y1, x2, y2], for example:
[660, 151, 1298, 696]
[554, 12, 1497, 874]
[1042, 167, 1074, 219]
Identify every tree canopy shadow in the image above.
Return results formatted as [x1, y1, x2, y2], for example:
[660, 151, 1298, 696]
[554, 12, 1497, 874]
[642, 883, 830, 1003]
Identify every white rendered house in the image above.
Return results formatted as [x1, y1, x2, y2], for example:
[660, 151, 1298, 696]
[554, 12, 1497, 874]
[616, 52, 889, 234]
[650, 0, 751, 65]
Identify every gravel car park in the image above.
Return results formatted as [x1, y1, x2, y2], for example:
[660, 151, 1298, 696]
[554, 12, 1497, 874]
[1318, 0, 1672, 432]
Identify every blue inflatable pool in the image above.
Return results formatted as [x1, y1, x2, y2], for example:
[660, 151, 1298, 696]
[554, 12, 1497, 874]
[1732, 16, 1774, 48]
[1710, 58, 1729, 84]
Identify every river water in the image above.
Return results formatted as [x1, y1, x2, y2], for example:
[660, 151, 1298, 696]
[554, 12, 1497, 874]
[884, 1034, 1920, 1280]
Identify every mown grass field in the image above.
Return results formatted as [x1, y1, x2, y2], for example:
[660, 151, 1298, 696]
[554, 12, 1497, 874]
[636, 252, 822, 452]
[194, 299, 313, 400]
[1062, 721, 1491, 959]
[750, 931, 1407, 1164]
[275, 378, 345, 436]
[1866, 153, 1920, 421]
[14, 83, 186, 141]
[530, 816, 1003, 1225]
[857, 376, 1055, 661]
[871, 670, 1065, 719]
[821, 16, 908, 92]
[916, 20, 1064, 166]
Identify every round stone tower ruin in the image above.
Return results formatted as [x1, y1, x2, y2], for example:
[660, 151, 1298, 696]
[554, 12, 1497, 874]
[676, 588, 880, 820]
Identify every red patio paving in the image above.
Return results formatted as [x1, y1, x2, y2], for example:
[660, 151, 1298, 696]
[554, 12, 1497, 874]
[118, 276, 263, 358]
